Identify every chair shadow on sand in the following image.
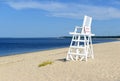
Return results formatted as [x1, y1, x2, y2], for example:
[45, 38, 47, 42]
[56, 58, 67, 62]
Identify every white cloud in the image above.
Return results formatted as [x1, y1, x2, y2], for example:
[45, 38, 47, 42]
[6, 1, 120, 20]
[7, 1, 66, 11]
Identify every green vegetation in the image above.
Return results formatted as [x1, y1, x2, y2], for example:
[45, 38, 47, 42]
[38, 61, 53, 67]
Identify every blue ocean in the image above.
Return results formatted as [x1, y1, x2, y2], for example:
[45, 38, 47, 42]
[0, 38, 119, 56]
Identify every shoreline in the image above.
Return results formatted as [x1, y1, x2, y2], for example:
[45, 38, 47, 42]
[0, 37, 120, 57]
[0, 41, 120, 81]
[0, 39, 120, 57]
[0, 46, 69, 57]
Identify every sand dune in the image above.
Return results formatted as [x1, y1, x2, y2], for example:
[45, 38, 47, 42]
[0, 41, 120, 81]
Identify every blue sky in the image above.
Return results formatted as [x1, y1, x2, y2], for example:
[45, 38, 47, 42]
[0, 0, 120, 37]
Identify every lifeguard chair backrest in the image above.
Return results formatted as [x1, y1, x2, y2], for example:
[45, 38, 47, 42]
[81, 15, 92, 34]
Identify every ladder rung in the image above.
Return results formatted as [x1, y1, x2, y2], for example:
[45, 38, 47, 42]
[68, 53, 86, 56]
[70, 46, 85, 49]
[72, 39, 89, 42]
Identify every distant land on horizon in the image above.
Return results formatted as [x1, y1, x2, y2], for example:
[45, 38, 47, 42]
[60, 36, 120, 38]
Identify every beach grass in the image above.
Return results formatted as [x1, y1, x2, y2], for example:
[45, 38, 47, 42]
[38, 60, 53, 67]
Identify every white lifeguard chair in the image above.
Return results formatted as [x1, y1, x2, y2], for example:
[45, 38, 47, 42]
[66, 15, 95, 61]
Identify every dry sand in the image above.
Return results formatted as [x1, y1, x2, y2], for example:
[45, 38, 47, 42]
[0, 41, 120, 81]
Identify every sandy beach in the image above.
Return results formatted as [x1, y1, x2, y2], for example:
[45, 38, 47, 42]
[0, 41, 120, 81]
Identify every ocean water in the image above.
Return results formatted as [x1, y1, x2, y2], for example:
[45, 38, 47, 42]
[0, 38, 118, 56]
